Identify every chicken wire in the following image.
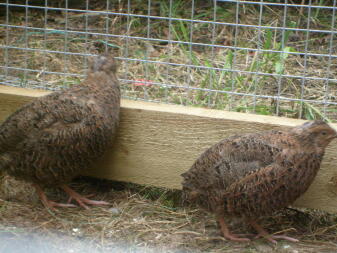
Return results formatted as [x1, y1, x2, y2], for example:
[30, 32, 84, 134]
[0, 0, 336, 122]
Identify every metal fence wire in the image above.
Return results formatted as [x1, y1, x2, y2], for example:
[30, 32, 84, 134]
[0, 0, 336, 122]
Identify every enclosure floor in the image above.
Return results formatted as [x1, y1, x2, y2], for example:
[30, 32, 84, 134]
[1, 176, 337, 253]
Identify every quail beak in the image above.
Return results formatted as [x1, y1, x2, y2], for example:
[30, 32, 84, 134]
[333, 132, 337, 139]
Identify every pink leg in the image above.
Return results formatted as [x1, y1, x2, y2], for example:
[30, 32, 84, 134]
[61, 184, 109, 209]
[33, 184, 76, 211]
[248, 220, 299, 244]
[218, 216, 250, 242]
[67, 193, 94, 204]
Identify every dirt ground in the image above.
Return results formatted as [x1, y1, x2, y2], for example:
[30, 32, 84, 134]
[1, 176, 337, 253]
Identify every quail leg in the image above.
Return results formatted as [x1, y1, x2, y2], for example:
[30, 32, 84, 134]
[248, 220, 299, 243]
[61, 184, 109, 209]
[218, 216, 251, 242]
[33, 184, 76, 211]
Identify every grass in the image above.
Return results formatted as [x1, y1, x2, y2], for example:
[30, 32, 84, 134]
[0, 0, 336, 122]
[0, 0, 337, 122]
[1, 175, 337, 252]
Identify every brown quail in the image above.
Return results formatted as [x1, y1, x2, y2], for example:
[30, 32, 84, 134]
[181, 121, 337, 243]
[0, 55, 120, 210]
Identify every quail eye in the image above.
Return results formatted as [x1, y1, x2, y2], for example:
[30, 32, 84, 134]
[321, 131, 327, 136]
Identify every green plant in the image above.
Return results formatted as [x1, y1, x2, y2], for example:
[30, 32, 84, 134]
[302, 102, 331, 122]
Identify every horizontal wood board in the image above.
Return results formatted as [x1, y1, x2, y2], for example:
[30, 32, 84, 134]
[0, 85, 337, 212]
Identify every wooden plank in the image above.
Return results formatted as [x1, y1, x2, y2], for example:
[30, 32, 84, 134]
[0, 85, 337, 213]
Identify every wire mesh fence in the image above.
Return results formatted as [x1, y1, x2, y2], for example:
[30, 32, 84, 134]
[0, 0, 336, 122]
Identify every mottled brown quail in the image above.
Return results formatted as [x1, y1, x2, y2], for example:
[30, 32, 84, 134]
[0, 55, 120, 210]
[181, 120, 337, 243]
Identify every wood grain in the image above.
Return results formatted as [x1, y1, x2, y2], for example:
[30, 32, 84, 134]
[1, 85, 337, 213]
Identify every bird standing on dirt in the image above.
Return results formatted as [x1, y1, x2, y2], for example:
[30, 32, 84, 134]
[0, 55, 120, 210]
[181, 121, 336, 243]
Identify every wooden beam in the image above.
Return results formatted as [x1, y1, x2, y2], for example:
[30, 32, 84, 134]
[1, 85, 337, 213]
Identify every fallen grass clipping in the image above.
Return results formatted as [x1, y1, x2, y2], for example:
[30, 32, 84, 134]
[0, 175, 337, 252]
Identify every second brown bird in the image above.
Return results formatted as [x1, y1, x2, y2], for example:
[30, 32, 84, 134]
[182, 120, 336, 243]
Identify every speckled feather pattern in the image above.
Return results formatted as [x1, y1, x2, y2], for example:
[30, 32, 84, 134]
[182, 122, 334, 219]
[0, 56, 120, 187]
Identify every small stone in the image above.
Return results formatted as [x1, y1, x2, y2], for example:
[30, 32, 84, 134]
[71, 228, 83, 236]
[109, 207, 120, 215]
